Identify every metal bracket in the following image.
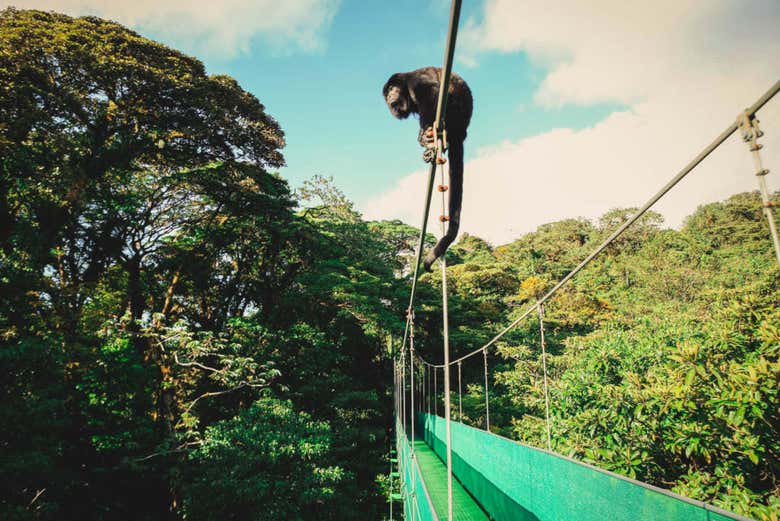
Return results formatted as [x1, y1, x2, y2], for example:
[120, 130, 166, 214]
[737, 111, 764, 143]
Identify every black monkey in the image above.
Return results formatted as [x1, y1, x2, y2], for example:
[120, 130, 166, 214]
[382, 66, 473, 271]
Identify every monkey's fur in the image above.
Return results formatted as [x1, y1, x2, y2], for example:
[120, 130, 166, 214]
[383, 67, 473, 271]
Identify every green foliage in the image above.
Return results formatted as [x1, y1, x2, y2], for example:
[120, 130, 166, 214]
[1, 10, 395, 520]
[0, 338, 67, 519]
[425, 194, 780, 520]
[3, 7, 778, 521]
[182, 398, 344, 520]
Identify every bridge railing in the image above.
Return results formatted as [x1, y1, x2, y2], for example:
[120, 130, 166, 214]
[397, 420, 439, 521]
[419, 413, 752, 521]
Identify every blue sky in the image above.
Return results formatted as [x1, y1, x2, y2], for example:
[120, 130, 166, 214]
[203, 1, 621, 202]
[6, 0, 780, 244]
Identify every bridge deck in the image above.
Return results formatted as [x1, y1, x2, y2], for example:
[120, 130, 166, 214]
[412, 438, 489, 521]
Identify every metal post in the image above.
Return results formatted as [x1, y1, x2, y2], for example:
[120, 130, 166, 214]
[738, 111, 780, 266]
[483, 348, 490, 431]
[538, 304, 552, 451]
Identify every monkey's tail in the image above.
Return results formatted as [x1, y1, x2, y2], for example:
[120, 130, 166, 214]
[423, 140, 463, 272]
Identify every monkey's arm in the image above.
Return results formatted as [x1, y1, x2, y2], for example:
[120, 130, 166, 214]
[406, 70, 440, 130]
[408, 79, 439, 161]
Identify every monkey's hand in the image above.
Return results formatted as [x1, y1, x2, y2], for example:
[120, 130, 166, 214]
[418, 126, 435, 147]
[418, 126, 437, 163]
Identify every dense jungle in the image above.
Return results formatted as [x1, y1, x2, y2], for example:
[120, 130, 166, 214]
[1, 9, 778, 521]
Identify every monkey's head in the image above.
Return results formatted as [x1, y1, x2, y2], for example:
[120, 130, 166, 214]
[383, 73, 413, 119]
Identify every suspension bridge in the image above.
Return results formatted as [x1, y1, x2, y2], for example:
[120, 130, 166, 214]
[389, 2, 780, 520]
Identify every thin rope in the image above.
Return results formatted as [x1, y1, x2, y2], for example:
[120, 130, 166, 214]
[483, 348, 490, 431]
[538, 303, 552, 451]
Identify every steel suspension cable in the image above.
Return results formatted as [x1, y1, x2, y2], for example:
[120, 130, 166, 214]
[418, 80, 780, 370]
[394, 2, 464, 516]
[400, 0, 464, 356]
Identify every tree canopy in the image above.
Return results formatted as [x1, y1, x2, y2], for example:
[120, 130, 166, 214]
[1, 7, 778, 521]
[1, 10, 398, 520]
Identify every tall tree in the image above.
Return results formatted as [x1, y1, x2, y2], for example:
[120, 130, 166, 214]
[0, 9, 296, 519]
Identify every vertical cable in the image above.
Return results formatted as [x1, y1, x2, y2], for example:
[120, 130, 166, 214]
[483, 347, 490, 431]
[434, 367, 438, 417]
[410, 314, 416, 449]
[538, 303, 552, 451]
[438, 159, 454, 521]
[420, 361, 425, 417]
[391, 360, 395, 521]
[401, 353, 417, 521]
[457, 360, 462, 421]
[401, 350, 406, 440]
[738, 111, 780, 265]
[428, 364, 432, 416]
[409, 330, 420, 521]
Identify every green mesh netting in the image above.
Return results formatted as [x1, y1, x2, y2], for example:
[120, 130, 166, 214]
[398, 421, 439, 521]
[411, 437, 489, 521]
[420, 413, 750, 521]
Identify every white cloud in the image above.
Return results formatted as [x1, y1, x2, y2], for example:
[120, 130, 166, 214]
[460, 0, 778, 108]
[363, 0, 780, 245]
[4, 0, 340, 57]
